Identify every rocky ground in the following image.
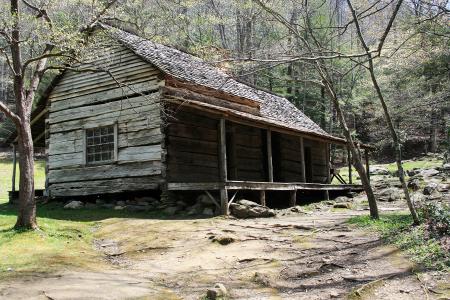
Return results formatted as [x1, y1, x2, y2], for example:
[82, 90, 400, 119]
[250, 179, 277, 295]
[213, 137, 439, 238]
[1, 157, 449, 299]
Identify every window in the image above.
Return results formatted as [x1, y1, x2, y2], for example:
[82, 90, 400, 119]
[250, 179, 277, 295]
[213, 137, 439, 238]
[85, 125, 116, 164]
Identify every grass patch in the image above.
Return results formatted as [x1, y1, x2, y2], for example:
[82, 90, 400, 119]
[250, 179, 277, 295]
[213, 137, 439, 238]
[348, 214, 449, 271]
[383, 158, 442, 173]
[0, 158, 46, 204]
[0, 202, 167, 279]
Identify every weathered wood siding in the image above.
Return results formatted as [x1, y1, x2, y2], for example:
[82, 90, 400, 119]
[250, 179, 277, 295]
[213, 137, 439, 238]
[48, 41, 164, 197]
[165, 107, 220, 182]
[273, 133, 303, 182]
[304, 138, 328, 183]
[231, 123, 266, 181]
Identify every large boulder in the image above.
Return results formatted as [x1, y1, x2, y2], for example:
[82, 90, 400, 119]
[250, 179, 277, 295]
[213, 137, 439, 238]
[420, 168, 440, 178]
[375, 187, 403, 202]
[64, 200, 84, 209]
[370, 166, 390, 176]
[407, 178, 421, 191]
[230, 200, 275, 218]
[423, 182, 439, 195]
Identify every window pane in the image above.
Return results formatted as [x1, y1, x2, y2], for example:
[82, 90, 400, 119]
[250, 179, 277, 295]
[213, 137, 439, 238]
[85, 125, 115, 164]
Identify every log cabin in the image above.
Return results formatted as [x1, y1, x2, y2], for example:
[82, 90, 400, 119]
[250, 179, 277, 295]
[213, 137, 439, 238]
[6, 24, 371, 213]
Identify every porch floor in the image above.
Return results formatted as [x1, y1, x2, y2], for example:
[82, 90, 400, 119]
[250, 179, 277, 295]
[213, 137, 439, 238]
[167, 181, 364, 192]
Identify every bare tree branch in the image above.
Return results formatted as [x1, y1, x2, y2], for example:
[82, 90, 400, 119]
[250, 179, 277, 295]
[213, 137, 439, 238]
[0, 100, 21, 125]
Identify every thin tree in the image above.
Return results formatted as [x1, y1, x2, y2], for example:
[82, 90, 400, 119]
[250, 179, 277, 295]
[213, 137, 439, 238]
[0, 0, 117, 229]
[253, 0, 380, 218]
[346, 0, 420, 224]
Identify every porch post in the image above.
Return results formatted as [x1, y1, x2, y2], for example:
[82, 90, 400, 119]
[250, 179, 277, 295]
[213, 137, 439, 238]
[326, 143, 331, 184]
[289, 190, 297, 207]
[300, 137, 306, 182]
[259, 190, 266, 206]
[266, 129, 273, 182]
[219, 118, 229, 215]
[347, 146, 352, 184]
[365, 148, 370, 183]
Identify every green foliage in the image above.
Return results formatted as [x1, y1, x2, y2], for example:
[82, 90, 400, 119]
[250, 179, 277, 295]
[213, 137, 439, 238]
[348, 214, 450, 271]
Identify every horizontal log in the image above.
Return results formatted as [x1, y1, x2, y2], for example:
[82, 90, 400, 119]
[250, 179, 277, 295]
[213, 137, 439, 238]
[167, 136, 218, 155]
[50, 81, 163, 112]
[48, 161, 161, 184]
[50, 176, 162, 197]
[167, 122, 218, 142]
[118, 145, 161, 162]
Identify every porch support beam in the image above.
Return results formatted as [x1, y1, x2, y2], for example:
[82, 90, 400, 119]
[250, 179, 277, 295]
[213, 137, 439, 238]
[300, 137, 306, 182]
[218, 118, 229, 215]
[259, 190, 266, 206]
[266, 129, 273, 182]
[289, 190, 297, 207]
[326, 143, 331, 184]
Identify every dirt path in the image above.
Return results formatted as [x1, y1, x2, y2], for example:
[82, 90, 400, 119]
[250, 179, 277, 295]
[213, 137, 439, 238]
[0, 207, 448, 299]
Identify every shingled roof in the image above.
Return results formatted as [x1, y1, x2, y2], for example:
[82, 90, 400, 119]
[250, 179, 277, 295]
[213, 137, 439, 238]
[106, 25, 340, 141]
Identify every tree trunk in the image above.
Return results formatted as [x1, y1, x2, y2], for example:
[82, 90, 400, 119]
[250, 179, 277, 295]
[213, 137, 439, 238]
[14, 122, 37, 229]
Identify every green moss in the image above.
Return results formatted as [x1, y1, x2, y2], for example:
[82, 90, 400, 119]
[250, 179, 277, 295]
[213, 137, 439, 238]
[348, 214, 449, 271]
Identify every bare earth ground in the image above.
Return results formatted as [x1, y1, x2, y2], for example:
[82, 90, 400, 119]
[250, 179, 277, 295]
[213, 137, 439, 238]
[0, 202, 448, 300]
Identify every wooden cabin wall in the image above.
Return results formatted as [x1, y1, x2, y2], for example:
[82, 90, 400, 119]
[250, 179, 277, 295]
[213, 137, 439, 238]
[272, 132, 303, 182]
[304, 138, 328, 183]
[165, 107, 220, 182]
[230, 123, 266, 181]
[47, 41, 164, 197]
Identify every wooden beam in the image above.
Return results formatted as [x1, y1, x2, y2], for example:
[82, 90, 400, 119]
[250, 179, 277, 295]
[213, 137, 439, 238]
[259, 190, 266, 206]
[300, 137, 306, 182]
[365, 148, 370, 183]
[289, 190, 297, 207]
[266, 129, 273, 182]
[347, 146, 352, 184]
[220, 189, 229, 215]
[11, 144, 17, 194]
[218, 118, 228, 215]
[326, 143, 331, 184]
[204, 190, 221, 209]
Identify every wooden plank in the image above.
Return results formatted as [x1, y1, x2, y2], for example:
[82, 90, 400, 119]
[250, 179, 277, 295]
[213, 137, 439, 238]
[50, 81, 162, 112]
[167, 122, 218, 142]
[168, 150, 218, 168]
[300, 137, 306, 182]
[52, 69, 160, 98]
[50, 176, 162, 197]
[289, 190, 297, 207]
[168, 136, 218, 155]
[259, 190, 266, 206]
[266, 129, 273, 182]
[167, 182, 223, 190]
[219, 118, 228, 182]
[118, 145, 161, 162]
[48, 161, 162, 183]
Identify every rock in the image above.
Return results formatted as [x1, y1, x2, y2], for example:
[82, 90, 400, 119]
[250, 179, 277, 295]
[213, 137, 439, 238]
[423, 182, 439, 195]
[411, 193, 425, 203]
[376, 187, 403, 202]
[135, 196, 157, 204]
[95, 199, 105, 205]
[202, 207, 214, 216]
[333, 202, 351, 209]
[437, 183, 449, 192]
[101, 203, 115, 209]
[206, 285, 227, 300]
[197, 194, 215, 206]
[206, 289, 218, 300]
[212, 235, 235, 245]
[116, 200, 126, 206]
[407, 168, 421, 177]
[187, 203, 203, 215]
[126, 205, 150, 212]
[330, 291, 340, 298]
[163, 206, 178, 215]
[84, 202, 97, 209]
[370, 166, 390, 176]
[214, 283, 227, 297]
[114, 205, 125, 210]
[420, 169, 440, 177]
[237, 199, 260, 207]
[230, 200, 276, 218]
[64, 200, 84, 209]
[176, 200, 187, 208]
[253, 272, 272, 286]
[334, 196, 351, 203]
[407, 178, 421, 191]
